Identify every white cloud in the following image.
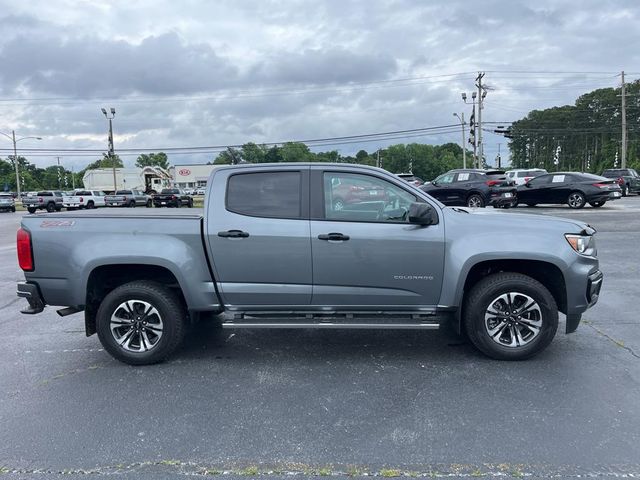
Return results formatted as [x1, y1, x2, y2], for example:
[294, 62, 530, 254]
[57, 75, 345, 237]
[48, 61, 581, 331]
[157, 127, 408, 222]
[0, 0, 637, 169]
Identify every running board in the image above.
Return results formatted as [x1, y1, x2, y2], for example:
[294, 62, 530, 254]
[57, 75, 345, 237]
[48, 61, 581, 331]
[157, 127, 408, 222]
[221, 322, 440, 329]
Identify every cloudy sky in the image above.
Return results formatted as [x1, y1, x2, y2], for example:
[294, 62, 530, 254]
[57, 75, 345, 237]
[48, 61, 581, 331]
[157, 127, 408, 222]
[0, 0, 638, 170]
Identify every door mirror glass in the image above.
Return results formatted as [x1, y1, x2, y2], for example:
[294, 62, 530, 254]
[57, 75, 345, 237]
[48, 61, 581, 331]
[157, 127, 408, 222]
[408, 203, 438, 225]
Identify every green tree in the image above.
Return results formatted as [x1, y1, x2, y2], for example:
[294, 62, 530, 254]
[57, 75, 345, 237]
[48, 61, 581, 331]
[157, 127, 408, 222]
[280, 142, 313, 162]
[508, 80, 640, 172]
[240, 142, 267, 163]
[135, 152, 169, 169]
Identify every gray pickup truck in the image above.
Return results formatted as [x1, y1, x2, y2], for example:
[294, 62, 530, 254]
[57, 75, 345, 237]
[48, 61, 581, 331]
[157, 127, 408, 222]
[17, 163, 603, 365]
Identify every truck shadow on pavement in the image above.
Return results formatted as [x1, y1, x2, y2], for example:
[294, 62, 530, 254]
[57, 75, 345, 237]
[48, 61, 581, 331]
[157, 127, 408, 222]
[178, 320, 483, 363]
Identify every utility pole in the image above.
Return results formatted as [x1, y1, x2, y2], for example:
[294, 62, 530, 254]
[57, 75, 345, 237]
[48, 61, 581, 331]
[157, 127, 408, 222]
[476, 72, 486, 169]
[496, 143, 501, 168]
[377, 149, 381, 168]
[461, 92, 477, 167]
[453, 113, 466, 169]
[0, 130, 42, 198]
[101, 107, 117, 191]
[621, 71, 627, 169]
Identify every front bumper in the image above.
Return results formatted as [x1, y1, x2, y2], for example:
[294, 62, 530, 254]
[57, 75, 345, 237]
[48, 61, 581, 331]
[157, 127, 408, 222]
[17, 282, 45, 314]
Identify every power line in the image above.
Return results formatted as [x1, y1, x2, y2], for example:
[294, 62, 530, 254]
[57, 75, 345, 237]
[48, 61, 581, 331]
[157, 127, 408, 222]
[0, 123, 464, 157]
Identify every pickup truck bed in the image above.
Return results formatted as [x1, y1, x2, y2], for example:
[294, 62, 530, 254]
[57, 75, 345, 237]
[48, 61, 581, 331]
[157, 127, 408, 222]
[17, 163, 603, 365]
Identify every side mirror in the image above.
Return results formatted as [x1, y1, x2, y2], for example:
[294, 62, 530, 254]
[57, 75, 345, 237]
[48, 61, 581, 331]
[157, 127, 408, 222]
[408, 203, 438, 226]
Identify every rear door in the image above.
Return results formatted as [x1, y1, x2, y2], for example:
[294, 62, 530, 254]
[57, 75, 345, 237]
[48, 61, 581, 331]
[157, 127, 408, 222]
[309, 168, 445, 306]
[205, 166, 312, 306]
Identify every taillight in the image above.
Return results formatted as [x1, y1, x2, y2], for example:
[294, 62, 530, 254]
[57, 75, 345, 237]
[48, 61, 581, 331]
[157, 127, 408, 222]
[17, 228, 34, 271]
[38, 197, 43, 203]
[79, 197, 84, 203]
[592, 183, 609, 188]
[171, 195, 177, 200]
[485, 180, 501, 186]
[617, 177, 624, 185]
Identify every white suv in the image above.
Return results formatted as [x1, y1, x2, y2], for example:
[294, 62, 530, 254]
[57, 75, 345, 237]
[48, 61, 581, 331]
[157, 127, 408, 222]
[506, 168, 548, 185]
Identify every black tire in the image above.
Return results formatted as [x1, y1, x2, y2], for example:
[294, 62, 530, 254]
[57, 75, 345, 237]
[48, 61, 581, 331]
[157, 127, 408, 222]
[146, 200, 152, 208]
[589, 201, 605, 208]
[463, 272, 558, 360]
[129, 200, 136, 208]
[87, 201, 95, 209]
[188, 199, 193, 208]
[567, 191, 586, 209]
[27, 207, 36, 214]
[11, 206, 16, 213]
[176, 200, 181, 208]
[46, 202, 56, 213]
[621, 184, 628, 197]
[466, 193, 485, 208]
[96, 281, 187, 365]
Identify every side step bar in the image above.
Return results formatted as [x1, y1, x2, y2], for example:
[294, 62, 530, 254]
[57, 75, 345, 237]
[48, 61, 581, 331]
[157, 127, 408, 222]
[222, 322, 440, 330]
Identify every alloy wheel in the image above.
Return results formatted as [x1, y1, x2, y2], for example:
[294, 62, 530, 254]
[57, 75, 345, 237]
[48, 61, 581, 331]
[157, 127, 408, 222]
[484, 292, 542, 348]
[109, 300, 164, 352]
[567, 192, 585, 208]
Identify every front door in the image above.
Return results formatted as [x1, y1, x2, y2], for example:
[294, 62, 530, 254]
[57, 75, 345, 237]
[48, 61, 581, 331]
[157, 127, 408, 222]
[310, 169, 445, 306]
[205, 167, 312, 306]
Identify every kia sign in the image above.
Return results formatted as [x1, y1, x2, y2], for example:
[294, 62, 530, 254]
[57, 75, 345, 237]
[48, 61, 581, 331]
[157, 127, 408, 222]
[178, 169, 191, 176]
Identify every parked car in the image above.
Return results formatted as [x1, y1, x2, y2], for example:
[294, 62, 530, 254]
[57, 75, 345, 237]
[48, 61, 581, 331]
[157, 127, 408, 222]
[153, 188, 194, 208]
[601, 168, 640, 196]
[184, 188, 194, 195]
[22, 191, 64, 214]
[63, 190, 106, 210]
[105, 190, 152, 208]
[0, 193, 16, 212]
[17, 163, 603, 365]
[420, 169, 517, 208]
[396, 173, 424, 186]
[517, 172, 622, 209]
[505, 168, 548, 185]
[195, 187, 206, 195]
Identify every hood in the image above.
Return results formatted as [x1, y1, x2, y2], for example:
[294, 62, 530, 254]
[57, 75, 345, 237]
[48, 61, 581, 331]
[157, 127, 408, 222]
[443, 207, 595, 235]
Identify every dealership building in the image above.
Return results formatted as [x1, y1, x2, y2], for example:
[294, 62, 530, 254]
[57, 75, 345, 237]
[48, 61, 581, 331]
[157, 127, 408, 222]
[170, 164, 219, 189]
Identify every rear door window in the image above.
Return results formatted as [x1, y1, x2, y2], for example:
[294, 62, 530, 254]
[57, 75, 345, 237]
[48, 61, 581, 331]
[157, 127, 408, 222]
[227, 171, 302, 218]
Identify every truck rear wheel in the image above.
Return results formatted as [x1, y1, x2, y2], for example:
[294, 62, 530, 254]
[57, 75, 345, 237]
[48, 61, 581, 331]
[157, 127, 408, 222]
[46, 202, 56, 213]
[96, 281, 186, 365]
[463, 272, 558, 360]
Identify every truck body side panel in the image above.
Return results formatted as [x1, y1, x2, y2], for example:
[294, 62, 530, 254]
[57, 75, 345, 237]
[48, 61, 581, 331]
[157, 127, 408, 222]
[22, 212, 220, 311]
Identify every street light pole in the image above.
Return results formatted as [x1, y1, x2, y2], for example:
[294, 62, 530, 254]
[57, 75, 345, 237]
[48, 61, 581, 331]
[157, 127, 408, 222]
[101, 107, 117, 191]
[453, 113, 466, 169]
[0, 130, 42, 197]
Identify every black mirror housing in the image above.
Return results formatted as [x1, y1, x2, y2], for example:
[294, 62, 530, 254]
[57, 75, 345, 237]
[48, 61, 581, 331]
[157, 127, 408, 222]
[408, 203, 438, 225]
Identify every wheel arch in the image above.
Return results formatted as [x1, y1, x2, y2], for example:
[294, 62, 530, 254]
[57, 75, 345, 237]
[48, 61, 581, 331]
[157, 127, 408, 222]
[84, 264, 188, 337]
[455, 259, 567, 334]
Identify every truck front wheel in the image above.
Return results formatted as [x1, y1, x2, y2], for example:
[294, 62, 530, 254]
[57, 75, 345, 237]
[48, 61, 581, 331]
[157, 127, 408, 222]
[463, 272, 558, 360]
[96, 281, 186, 365]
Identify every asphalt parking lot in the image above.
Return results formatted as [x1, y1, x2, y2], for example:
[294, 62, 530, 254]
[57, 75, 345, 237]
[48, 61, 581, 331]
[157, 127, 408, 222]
[0, 199, 639, 479]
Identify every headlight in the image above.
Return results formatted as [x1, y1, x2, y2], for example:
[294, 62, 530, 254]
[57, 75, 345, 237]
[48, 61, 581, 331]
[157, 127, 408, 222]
[565, 234, 597, 256]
